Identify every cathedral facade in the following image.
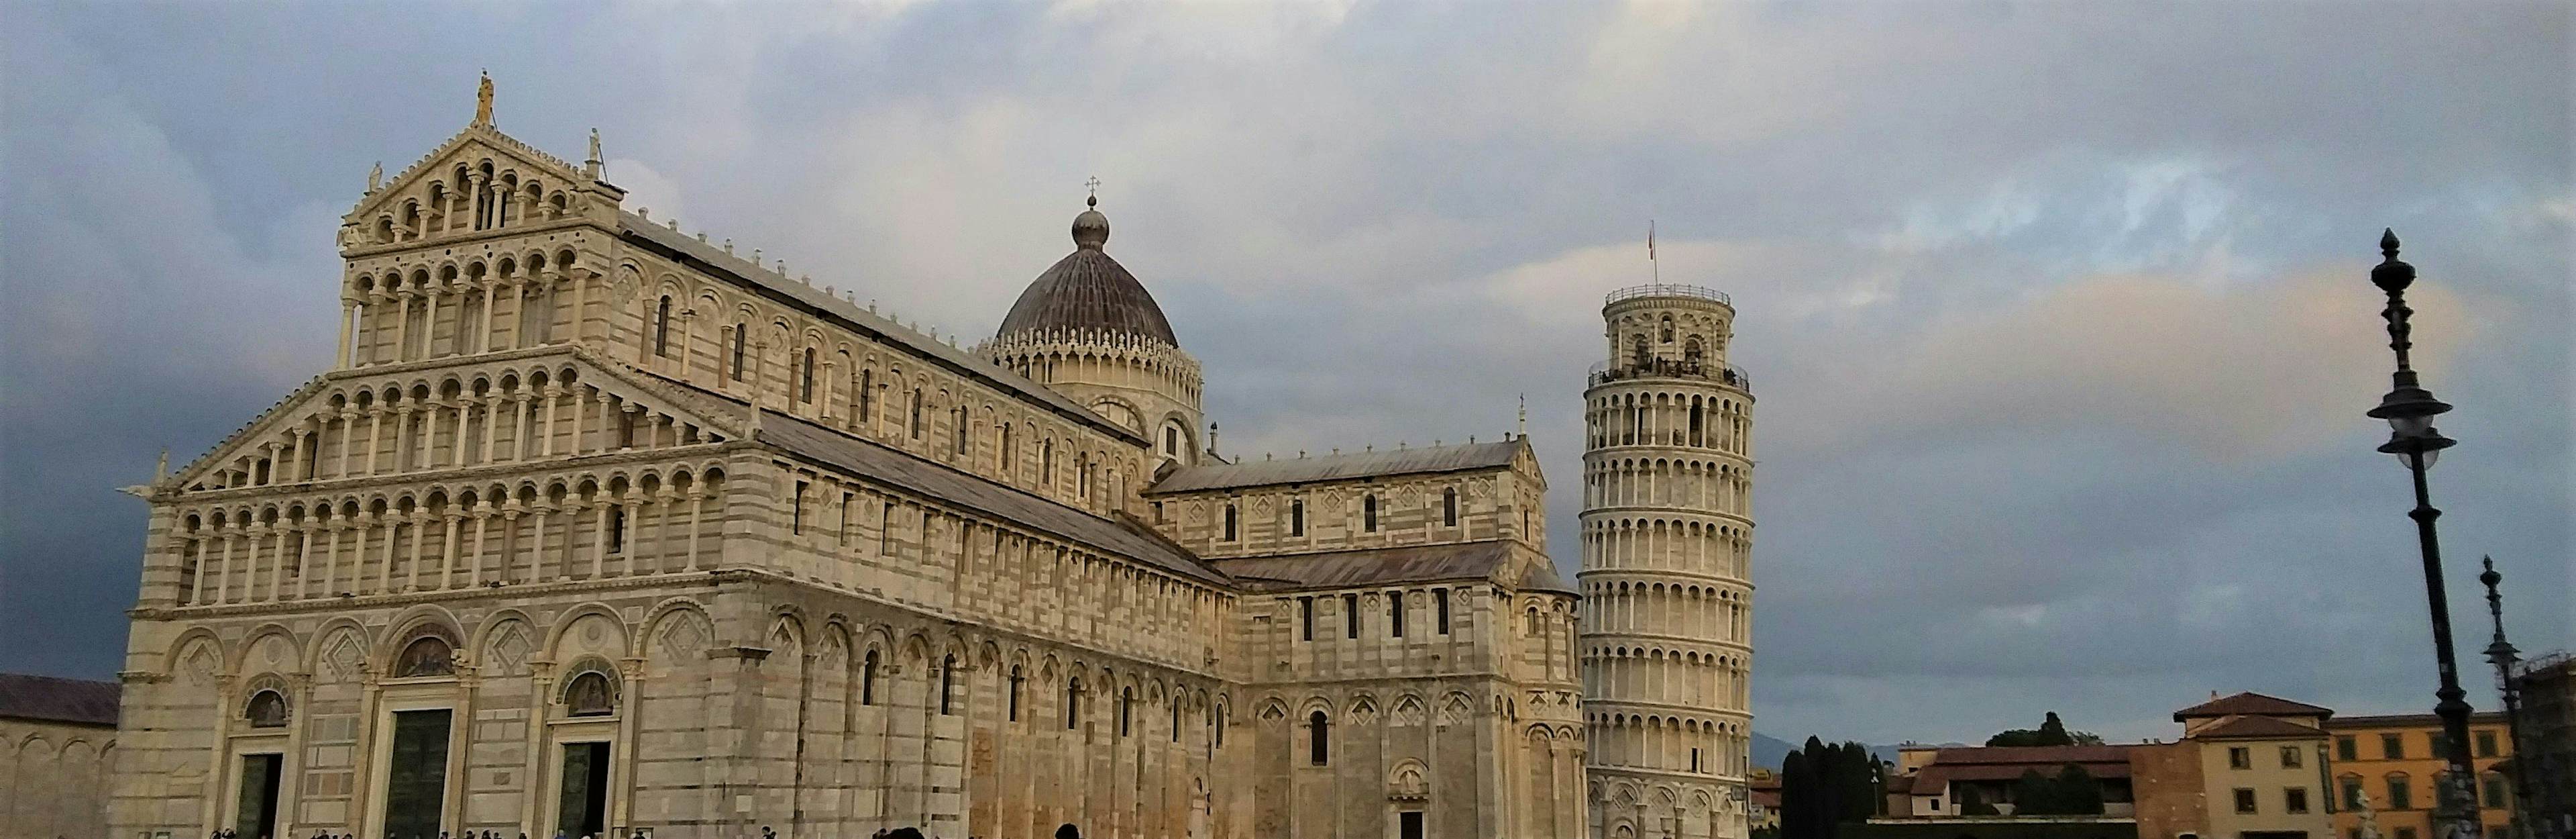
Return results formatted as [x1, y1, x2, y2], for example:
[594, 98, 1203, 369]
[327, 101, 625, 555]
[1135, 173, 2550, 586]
[103, 88, 1752, 839]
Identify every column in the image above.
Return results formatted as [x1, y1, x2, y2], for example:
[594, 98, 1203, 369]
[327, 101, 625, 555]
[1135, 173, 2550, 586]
[337, 298, 358, 368]
[437, 513, 462, 590]
[462, 503, 488, 586]
[567, 268, 589, 344]
[213, 525, 238, 603]
[615, 498, 639, 577]
[390, 293, 413, 362]
[531, 505, 555, 581]
[686, 491, 708, 571]
[497, 507, 522, 585]
[423, 285, 444, 358]
[402, 511, 425, 592]
[319, 514, 343, 599]
[590, 499, 609, 578]
[480, 397, 500, 465]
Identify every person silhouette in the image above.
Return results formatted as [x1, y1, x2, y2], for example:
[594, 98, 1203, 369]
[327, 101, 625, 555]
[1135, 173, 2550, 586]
[1057, 824, 1082, 839]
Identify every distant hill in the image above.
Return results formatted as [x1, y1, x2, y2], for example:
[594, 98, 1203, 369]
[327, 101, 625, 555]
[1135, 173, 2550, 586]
[1752, 732, 1903, 771]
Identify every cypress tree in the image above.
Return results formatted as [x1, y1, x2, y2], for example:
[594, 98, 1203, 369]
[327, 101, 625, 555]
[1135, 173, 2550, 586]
[1782, 750, 1814, 839]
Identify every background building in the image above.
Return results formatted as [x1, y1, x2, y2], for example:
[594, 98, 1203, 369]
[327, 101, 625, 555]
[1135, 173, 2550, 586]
[0, 673, 121, 839]
[97, 84, 1630, 839]
[2130, 693, 2334, 839]
[2506, 653, 2572, 839]
[1580, 285, 1758, 839]
[2323, 713, 2516, 839]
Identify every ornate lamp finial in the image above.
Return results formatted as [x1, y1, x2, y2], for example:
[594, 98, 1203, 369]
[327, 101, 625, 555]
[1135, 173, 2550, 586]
[2373, 228, 2416, 293]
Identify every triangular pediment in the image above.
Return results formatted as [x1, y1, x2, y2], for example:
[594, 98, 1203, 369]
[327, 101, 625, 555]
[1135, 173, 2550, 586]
[165, 348, 747, 497]
[343, 122, 594, 227]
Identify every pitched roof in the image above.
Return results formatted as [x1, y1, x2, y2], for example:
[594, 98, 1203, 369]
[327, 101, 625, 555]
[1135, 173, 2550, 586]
[2325, 711, 2510, 730]
[747, 407, 1230, 587]
[2188, 715, 2327, 740]
[1148, 440, 1526, 495]
[2174, 692, 2332, 720]
[1212, 540, 1523, 592]
[617, 212, 1148, 446]
[1927, 745, 2138, 767]
[0, 673, 121, 727]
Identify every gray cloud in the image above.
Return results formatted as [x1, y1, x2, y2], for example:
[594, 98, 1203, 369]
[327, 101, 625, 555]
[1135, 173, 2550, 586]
[3, 0, 2566, 746]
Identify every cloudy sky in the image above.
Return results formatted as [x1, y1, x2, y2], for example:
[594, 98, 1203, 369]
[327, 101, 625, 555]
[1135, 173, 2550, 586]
[3, 1, 2567, 747]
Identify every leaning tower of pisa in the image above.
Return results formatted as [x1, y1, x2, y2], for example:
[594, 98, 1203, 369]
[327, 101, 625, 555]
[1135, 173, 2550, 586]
[1580, 284, 1756, 839]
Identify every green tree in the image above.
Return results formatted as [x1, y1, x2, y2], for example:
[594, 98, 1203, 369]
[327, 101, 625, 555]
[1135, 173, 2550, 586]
[1986, 711, 2080, 748]
[2051, 764, 2104, 815]
[2010, 769, 2061, 814]
[1782, 750, 1817, 839]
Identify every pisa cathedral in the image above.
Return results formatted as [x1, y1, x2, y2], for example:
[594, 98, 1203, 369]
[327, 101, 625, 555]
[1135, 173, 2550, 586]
[103, 85, 1755, 839]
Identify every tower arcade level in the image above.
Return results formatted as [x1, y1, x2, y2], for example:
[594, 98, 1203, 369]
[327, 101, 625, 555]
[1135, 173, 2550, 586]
[1579, 285, 1756, 839]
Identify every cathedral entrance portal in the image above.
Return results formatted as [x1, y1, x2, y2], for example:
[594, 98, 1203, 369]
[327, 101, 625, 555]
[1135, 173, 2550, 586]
[382, 709, 452, 839]
[555, 742, 612, 839]
[234, 754, 282, 839]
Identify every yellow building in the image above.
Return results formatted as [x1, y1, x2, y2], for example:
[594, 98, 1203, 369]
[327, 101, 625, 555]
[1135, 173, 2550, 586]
[2323, 713, 2515, 839]
[2133, 692, 2336, 839]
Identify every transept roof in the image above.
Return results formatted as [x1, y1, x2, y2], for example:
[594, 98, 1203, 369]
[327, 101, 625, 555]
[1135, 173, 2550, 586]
[1146, 440, 1528, 495]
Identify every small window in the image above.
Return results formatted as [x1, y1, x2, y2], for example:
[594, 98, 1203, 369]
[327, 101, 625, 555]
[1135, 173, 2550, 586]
[1690, 747, 1702, 773]
[729, 324, 747, 381]
[2385, 773, 2412, 809]
[2339, 776, 2363, 809]
[861, 650, 879, 705]
[1344, 593, 1360, 638]
[2337, 736, 2359, 762]
[1364, 495, 1379, 532]
[1223, 503, 1238, 542]
[879, 501, 897, 555]
[1300, 597, 1315, 641]
[1389, 591, 1405, 638]
[2286, 787, 2310, 814]
[1152, 501, 1165, 524]
[1214, 703, 1227, 748]
[653, 297, 672, 358]
[1118, 687, 1132, 737]
[1434, 589, 1451, 634]
[800, 348, 816, 403]
[244, 690, 288, 728]
[792, 481, 808, 535]
[2229, 746, 2252, 769]
[2482, 774, 2508, 811]
[1442, 488, 1458, 527]
[1289, 499, 1305, 536]
[2475, 730, 2498, 758]
[1309, 710, 1330, 765]
[2383, 733, 2406, 760]
[859, 371, 874, 420]
[1171, 698, 1181, 742]
[2233, 788, 2257, 814]
[394, 636, 455, 677]
[564, 671, 616, 717]
[606, 505, 626, 553]
[1066, 679, 1081, 730]
[909, 390, 924, 439]
[1007, 667, 1023, 722]
[839, 492, 855, 544]
[2280, 745, 2303, 769]
[938, 655, 957, 715]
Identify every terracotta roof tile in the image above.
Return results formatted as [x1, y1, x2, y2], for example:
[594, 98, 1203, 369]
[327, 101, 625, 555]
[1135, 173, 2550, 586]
[2174, 691, 2332, 720]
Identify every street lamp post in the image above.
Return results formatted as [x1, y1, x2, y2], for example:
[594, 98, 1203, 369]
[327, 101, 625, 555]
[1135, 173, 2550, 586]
[2364, 229, 2483, 839]
[2479, 558, 2541, 839]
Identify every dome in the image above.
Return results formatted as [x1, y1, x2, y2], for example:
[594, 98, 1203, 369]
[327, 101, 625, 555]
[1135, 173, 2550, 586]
[994, 200, 1179, 346]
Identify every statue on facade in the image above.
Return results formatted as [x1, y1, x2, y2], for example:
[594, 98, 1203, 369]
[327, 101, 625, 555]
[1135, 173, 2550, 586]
[367, 161, 382, 193]
[475, 70, 494, 126]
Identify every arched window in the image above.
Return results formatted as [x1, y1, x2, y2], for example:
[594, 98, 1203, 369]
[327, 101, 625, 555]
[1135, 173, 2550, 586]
[729, 323, 747, 381]
[394, 636, 455, 677]
[1066, 678, 1083, 730]
[1309, 710, 1330, 765]
[1223, 504, 1238, 542]
[861, 650, 879, 705]
[1660, 316, 1675, 342]
[1364, 495, 1379, 532]
[1214, 703, 1227, 748]
[1008, 666, 1024, 722]
[244, 689, 288, 728]
[1632, 335, 1651, 366]
[1077, 453, 1091, 497]
[857, 370, 874, 423]
[1442, 488, 1458, 527]
[1119, 687, 1134, 737]
[2383, 772, 2412, 810]
[909, 390, 926, 439]
[1689, 401, 1706, 447]
[800, 348, 816, 403]
[938, 654, 957, 715]
[1171, 696, 1182, 742]
[653, 297, 672, 357]
[1683, 336, 1703, 364]
[1040, 439, 1055, 481]
[564, 671, 616, 717]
